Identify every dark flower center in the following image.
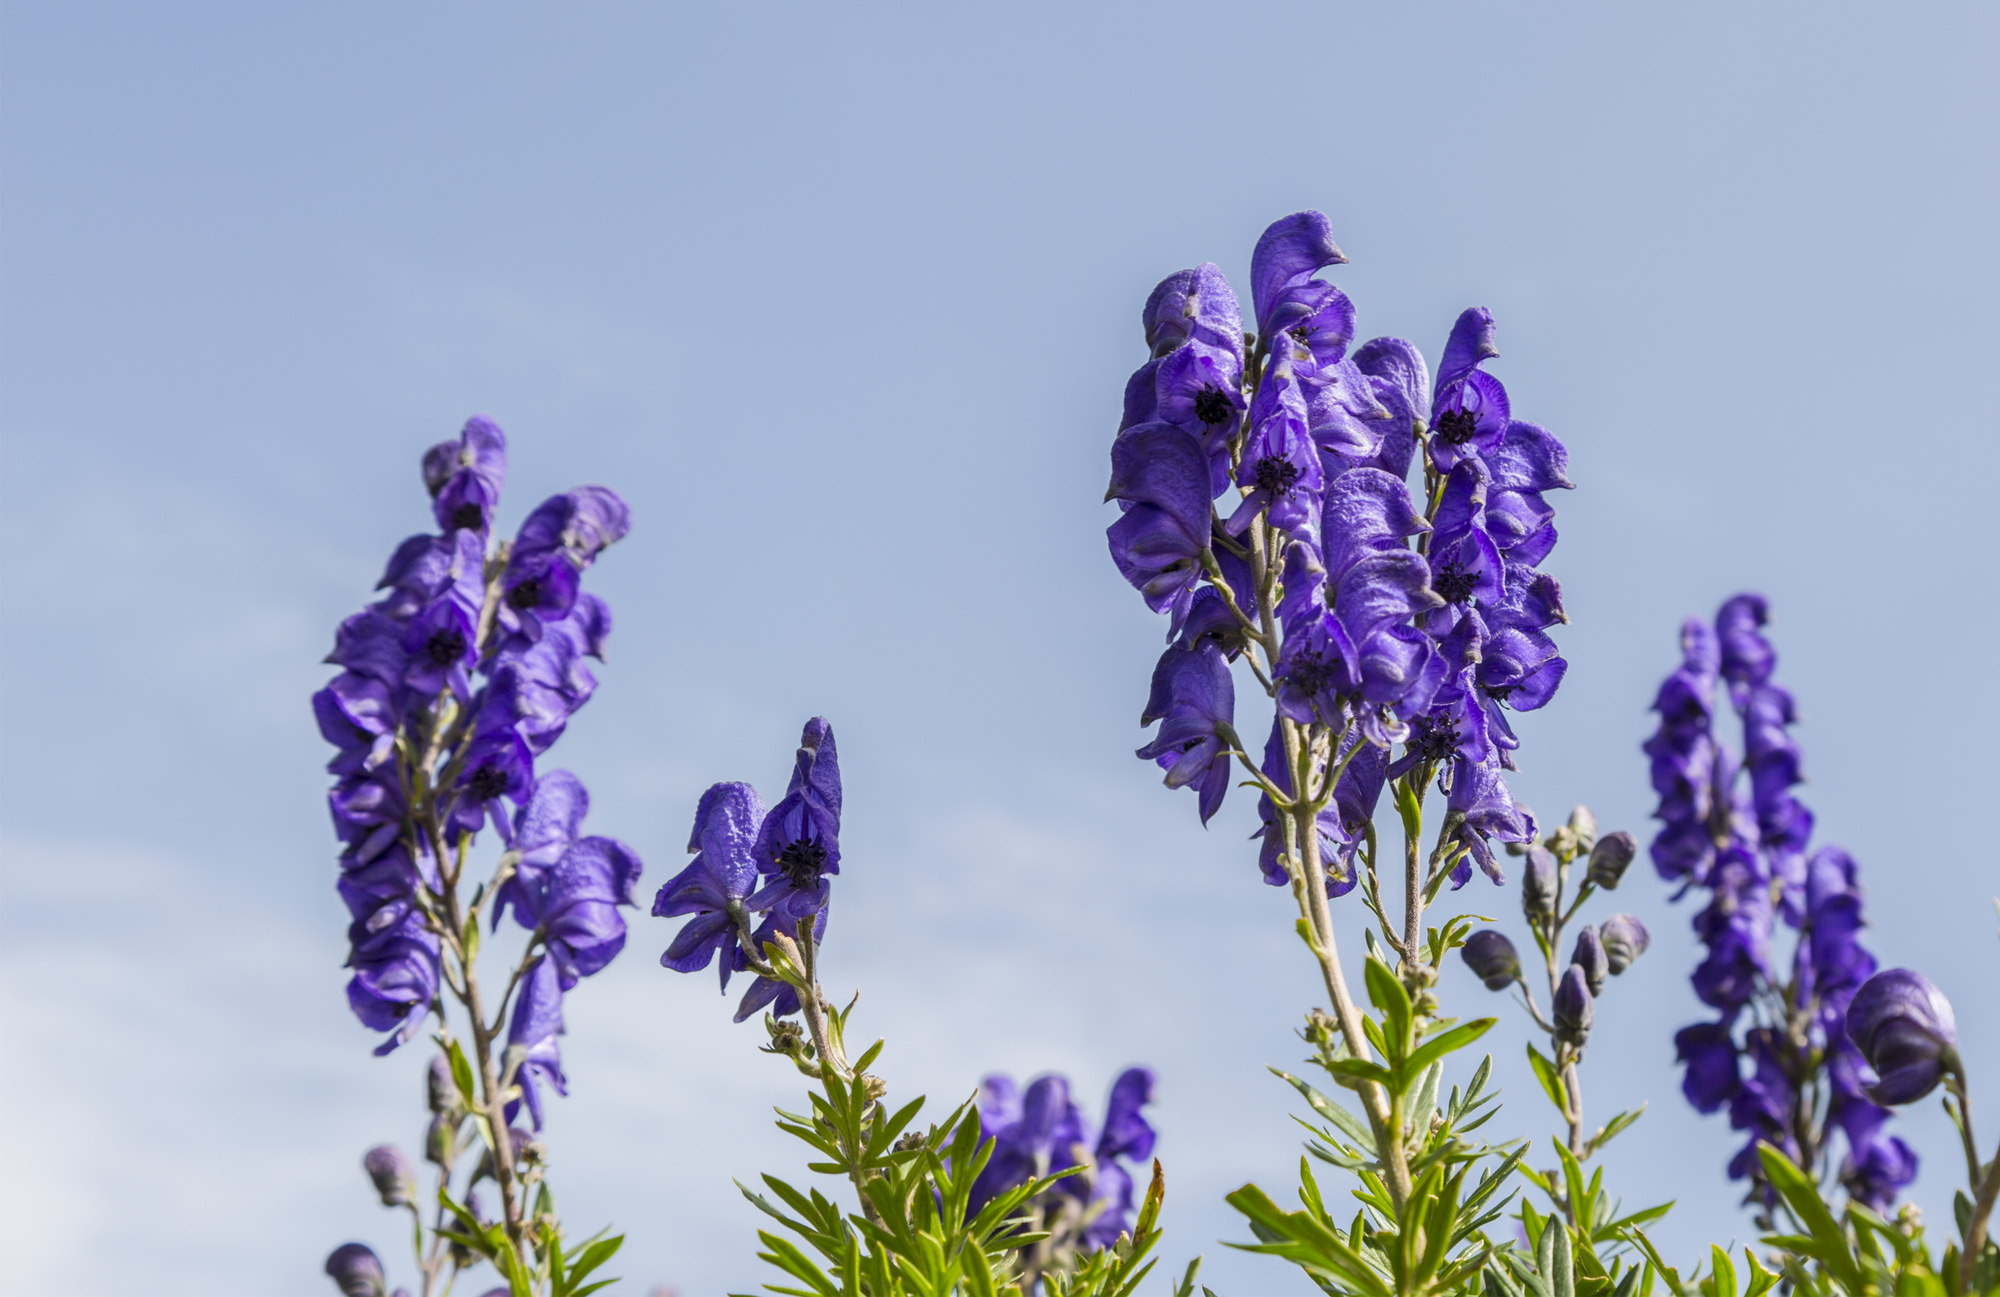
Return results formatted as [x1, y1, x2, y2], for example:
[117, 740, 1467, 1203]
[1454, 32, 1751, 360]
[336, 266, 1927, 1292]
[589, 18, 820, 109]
[506, 579, 542, 611]
[1192, 384, 1234, 426]
[1436, 407, 1479, 446]
[1482, 682, 1519, 704]
[1253, 457, 1302, 497]
[1286, 648, 1341, 697]
[1288, 325, 1315, 342]
[1408, 710, 1461, 762]
[425, 627, 468, 667]
[450, 503, 485, 531]
[466, 764, 510, 801]
[775, 838, 828, 888]
[1432, 560, 1478, 604]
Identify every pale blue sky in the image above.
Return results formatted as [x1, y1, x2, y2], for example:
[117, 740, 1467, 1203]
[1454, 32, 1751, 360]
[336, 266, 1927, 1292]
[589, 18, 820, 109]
[4, 3, 1998, 1295]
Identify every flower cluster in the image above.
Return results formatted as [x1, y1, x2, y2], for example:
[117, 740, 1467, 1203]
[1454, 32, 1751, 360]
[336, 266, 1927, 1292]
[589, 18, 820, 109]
[968, 1068, 1158, 1253]
[313, 417, 640, 1092]
[653, 717, 844, 1021]
[1107, 211, 1568, 891]
[1649, 595, 1913, 1209]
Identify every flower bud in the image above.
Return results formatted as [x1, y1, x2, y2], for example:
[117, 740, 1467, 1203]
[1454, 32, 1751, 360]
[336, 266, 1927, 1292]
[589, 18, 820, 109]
[1553, 966, 1594, 1050]
[1846, 969, 1959, 1105]
[324, 1243, 387, 1297]
[1570, 926, 1609, 996]
[425, 1112, 458, 1168]
[363, 1145, 419, 1208]
[1522, 847, 1558, 923]
[1566, 806, 1598, 855]
[427, 1055, 457, 1116]
[1461, 930, 1521, 991]
[1586, 831, 1637, 890]
[1599, 914, 1650, 975]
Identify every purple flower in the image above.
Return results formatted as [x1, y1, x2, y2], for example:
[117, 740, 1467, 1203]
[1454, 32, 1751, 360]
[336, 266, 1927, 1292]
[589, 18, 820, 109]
[494, 770, 590, 930]
[451, 719, 534, 839]
[1105, 424, 1214, 617]
[400, 598, 478, 705]
[1149, 340, 1243, 494]
[1226, 338, 1323, 541]
[345, 907, 439, 1057]
[748, 718, 843, 922]
[1689, 846, 1774, 1011]
[1428, 308, 1511, 474]
[1136, 644, 1236, 825]
[1585, 831, 1637, 890]
[968, 1074, 1085, 1215]
[1441, 755, 1535, 887]
[540, 835, 644, 989]
[313, 672, 400, 777]
[1347, 337, 1430, 481]
[422, 416, 509, 535]
[505, 955, 567, 1129]
[655, 781, 765, 990]
[1249, 211, 1353, 372]
[1141, 263, 1243, 359]
[325, 1243, 389, 1297]
[1675, 1022, 1740, 1114]
[1081, 1068, 1158, 1250]
[1251, 720, 1384, 891]
[511, 486, 633, 572]
[1461, 930, 1521, 990]
[1845, 969, 1959, 1105]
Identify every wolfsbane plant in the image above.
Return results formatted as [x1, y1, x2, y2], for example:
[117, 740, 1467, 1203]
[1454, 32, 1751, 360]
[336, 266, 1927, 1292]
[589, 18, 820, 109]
[316, 418, 638, 1297]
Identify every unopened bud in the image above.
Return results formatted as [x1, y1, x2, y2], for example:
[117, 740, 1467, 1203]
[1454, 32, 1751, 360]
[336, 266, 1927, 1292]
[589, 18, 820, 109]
[1570, 927, 1609, 997]
[1461, 930, 1521, 991]
[860, 1074, 888, 1103]
[1566, 806, 1598, 854]
[1522, 847, 1558, 923]
[324, 1243, 388, 1297]
[1586, 832, 1637, 890]
[363, 1145, 419, 1208]
[426, 1055, 455, 1115]
[1599, 914, 1651, 975]
[425, 1113, 458, 1168]
[1553, 966, 1594, 1050]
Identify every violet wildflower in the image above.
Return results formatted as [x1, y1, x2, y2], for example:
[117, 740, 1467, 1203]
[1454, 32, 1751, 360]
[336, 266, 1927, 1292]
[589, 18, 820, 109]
[1137, 644, 1237, 825]
[506, 955, 567, 1129]
[1105, 424, 1214, 618]
[363, 1144, 419, 1208]
[1461, 930, 1521, 991]
[1249, 210, 1353, 373]
[1227, 335, 1323, 542]
[1675, 1022, 1741, 1114]
[539, 834, 645, 988]
[1440, 755, 1535, 887]
[1521, 846, 1558, 923]
[422, 416, 508, 535]
[1427, 308, 1510, 474]
[748, 718, 844, 922]
[655, 781, 765, 989]
[732, 908, 829, 1023]
[966, 1068, 1158, 1255]
[1080, 1067, 1158, 1250]
[1846, 969, 1959, 1105]
[493, 770, 589, 930]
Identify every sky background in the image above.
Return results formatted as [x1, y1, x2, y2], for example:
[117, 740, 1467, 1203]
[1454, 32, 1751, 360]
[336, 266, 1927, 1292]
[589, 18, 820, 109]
[3, 3, 1997, 1294]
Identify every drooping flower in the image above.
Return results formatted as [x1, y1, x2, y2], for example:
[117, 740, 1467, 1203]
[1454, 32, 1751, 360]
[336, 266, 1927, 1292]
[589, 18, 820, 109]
[344, 907, 440, 1057]
[539, 835, 645, 989]
[1105, 424, 1214, 617]
[1226, 335, 1323, 543]
[748, 718, 844, 922]
[1250, 719, 1384, 891]
[1440, 755, 1535, 887]
[1427, 308, 1511, 474]
[656, 781, 765, 990]
[493, 770, 590, 931]
[1674, 1022, 1740, 1114]
[1080, 1068, 1158, 1249]
[363, 1144, 419, 1208]
[505, 955, 567, 1129]
[1135, 643, 1236, 825]
[1845, 969, 1959, 1105]
[1248, 211, 1353, 373]
[422, 416, 509, 535]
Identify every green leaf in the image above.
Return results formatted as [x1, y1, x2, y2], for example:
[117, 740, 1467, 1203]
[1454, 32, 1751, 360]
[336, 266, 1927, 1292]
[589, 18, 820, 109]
[1323, 1057, 1395, 1088]
[1364, 959, 1413, 1064]
[1526, 1043, 1567, 1114]
[1406, 1019, 1496, 1077]
[1708, 1245, 1737, 1297]
[441, 1035, 480, 1111]
[1741, 1248, 1779, 1297]
[1551, 1221, 1576, 1297]
[1273, 1069, 1375, 1146]
[1754, 1142, 1863, 1294]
